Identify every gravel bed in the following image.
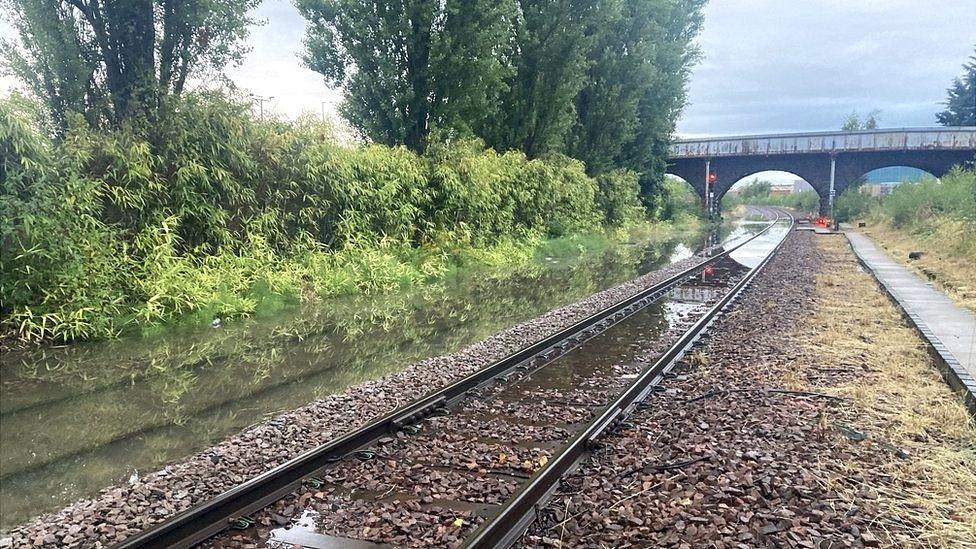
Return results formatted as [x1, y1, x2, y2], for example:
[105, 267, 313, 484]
[1, 246, 717, 548]
[202, 255, 742, 548]
[522, 230, 895, 548]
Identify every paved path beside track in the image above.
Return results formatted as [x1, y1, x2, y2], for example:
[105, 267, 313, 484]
[846, 230, 976, 411]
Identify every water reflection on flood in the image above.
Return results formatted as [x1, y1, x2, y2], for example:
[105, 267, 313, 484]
[0, 223, 763, 527]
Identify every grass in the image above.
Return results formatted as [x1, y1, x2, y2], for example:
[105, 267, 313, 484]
[794, 235, 976, 546]
[836, 167, 976, 314]
[856, 218, 976, 313]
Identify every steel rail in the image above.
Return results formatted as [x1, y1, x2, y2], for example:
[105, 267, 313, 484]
[463, 208, 794, 549]
[113, 210, 786, 549]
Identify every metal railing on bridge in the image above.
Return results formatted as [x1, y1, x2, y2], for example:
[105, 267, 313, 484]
[669, 127, 976, 158]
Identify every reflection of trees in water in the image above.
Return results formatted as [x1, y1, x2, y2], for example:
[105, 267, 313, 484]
[1, 235, 678, 453]
[0, 227, 713, 526]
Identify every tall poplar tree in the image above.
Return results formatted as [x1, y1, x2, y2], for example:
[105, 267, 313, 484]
[569, 0, 659, 175]
[298, 0, 514, 152]
[1, 0, 261, 130]
[619, 0, 705, 205]
[478, 0, 594, 158]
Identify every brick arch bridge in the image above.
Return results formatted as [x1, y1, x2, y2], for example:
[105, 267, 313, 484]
[666, 127, 976, 214]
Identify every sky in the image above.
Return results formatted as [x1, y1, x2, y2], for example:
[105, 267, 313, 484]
[1, 0, 974, 137]
[680, 0, 975, 137]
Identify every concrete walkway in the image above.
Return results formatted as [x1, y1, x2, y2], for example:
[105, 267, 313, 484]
[845, 231, 976, 412]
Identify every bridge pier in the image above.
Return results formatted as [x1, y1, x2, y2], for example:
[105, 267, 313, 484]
[666, 128, 976, 219]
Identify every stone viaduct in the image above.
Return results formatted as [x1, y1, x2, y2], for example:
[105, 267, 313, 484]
[666, 127, 976, 214]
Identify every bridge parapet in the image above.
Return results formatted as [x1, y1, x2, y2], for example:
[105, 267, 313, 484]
[670, 127, 976, 159]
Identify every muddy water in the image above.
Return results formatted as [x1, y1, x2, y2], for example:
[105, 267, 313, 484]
[0, 223, 763, 527]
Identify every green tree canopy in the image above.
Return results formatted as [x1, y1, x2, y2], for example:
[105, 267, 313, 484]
[619, 0, 704, 202]
[738, 179, 772, 200]
[568, 0, 659, 175]
[477, 0, 594, 158]
[937, 49, 976, 126]
[297, 0, 704, 200]
[1, 0, 261, 130]
[842, 109, 880, 131]
[298, 0, 514, 152]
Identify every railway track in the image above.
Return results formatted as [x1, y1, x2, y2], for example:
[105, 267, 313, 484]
[114, 208, 794, 549]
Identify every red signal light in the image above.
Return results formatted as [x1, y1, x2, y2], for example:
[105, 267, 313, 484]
[708, 172, 717, 184]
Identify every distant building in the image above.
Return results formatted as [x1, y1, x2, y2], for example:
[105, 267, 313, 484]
[792, 179, 815, 193]
[768, 179, 812, 197]
[859, 166, 931, 198]
[863, 183, 898, 197]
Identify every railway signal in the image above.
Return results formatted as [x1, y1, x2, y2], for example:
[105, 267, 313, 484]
[707, 172, 718, 217]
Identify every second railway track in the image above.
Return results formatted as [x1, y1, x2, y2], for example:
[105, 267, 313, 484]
[115, 208, 795, 549]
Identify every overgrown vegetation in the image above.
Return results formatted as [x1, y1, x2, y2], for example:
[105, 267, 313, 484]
[0, 93, 663, 344]
[721, 179, 820, 214]
[0, 0, 708, 345]
[659, 176, 703, 222]
[297, 0, 706, 204]
[835, 167, 976, 310]
[834, 168, 975, 233]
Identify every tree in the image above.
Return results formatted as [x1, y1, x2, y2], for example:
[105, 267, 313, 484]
[298, 0, 514, 152]
[618, 0, 704, 206]
[477, 0, 595, 158]
[1, 0, 261, 129]
[937, 49, 976, 126]
[842, 109, 880, 131]
[738, 179, 772, 200]
[568, 0, 656, 175]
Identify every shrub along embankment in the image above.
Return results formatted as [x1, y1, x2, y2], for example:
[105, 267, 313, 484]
[1, 94, 672, 344]
[834, 167, 976, 311]
[722, 187, 821, 215]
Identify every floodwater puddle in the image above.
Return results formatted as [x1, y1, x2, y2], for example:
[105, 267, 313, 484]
[498, 254, 750, 396]
[0, 221, 765, 527]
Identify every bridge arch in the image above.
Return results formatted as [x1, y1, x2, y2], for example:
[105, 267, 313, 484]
[667, 127, 976, 214]
[722, 170, 820, 212]
[663, 173, 703, 201]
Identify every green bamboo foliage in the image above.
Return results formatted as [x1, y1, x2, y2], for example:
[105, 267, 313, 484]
[1, 93, 646, 344]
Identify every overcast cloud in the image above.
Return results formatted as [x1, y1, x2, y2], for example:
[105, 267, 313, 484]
[680, 0, 976, 137]
[2, 1, 974, 137]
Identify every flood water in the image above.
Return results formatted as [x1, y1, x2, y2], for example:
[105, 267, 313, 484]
[0, 222, 765, 527]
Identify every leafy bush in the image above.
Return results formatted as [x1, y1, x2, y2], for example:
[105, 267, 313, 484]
[834, 168, 976, 229]
[596, 170, 646, 227]
[659, 177, 702, 221]
[721, 182, 820, 215]
[1, 93, 648, 343]
[830, 168, 975, 263]
[881, 169, 975, 228]
[833, 185, 879, 222]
